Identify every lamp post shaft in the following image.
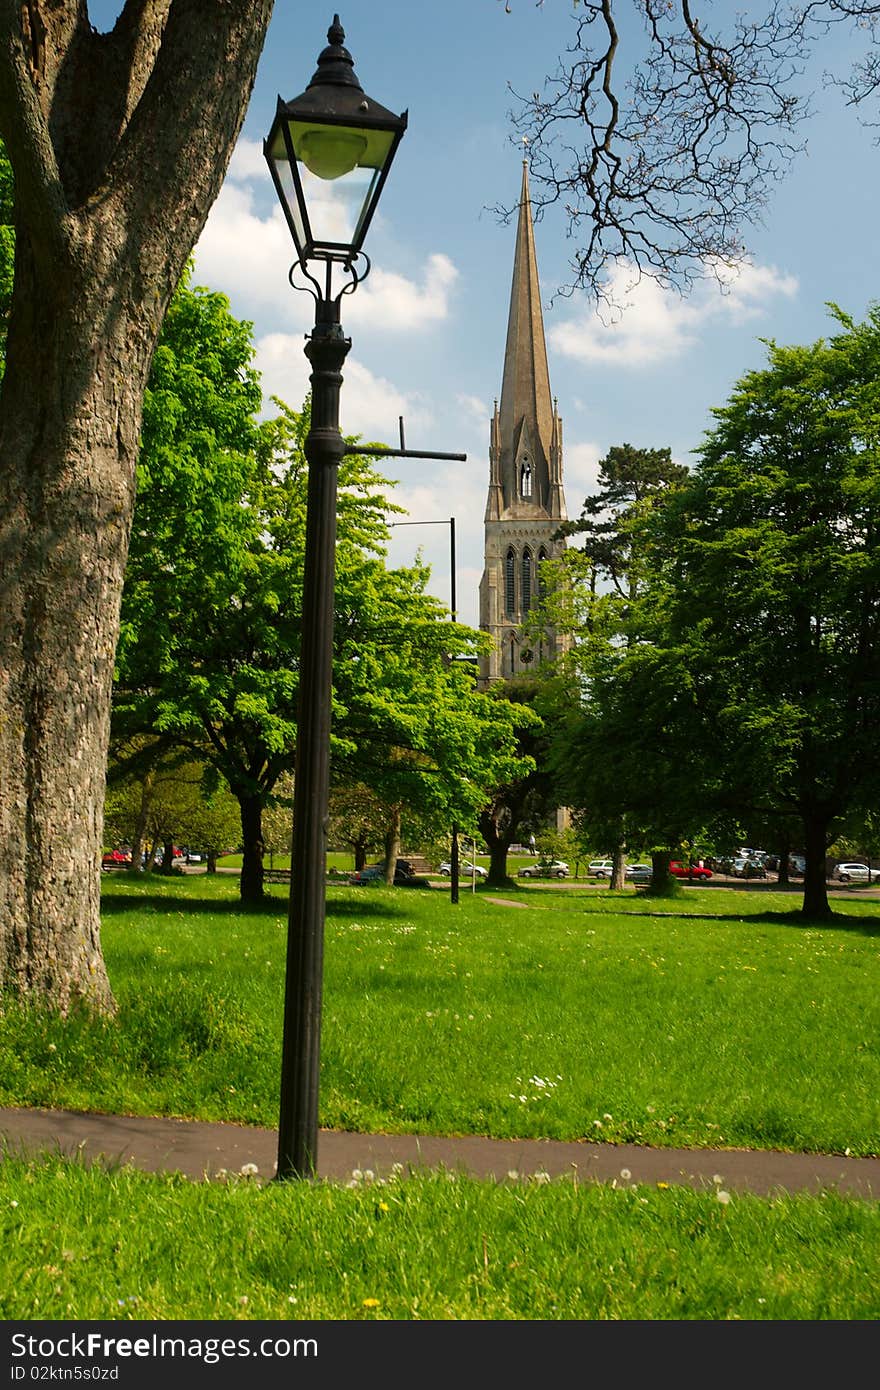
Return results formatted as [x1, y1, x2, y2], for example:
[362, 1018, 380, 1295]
[277, 307, 350, 1180]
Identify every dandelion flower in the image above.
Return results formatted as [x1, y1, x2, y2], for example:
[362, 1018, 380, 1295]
[620, 1168, 631, 1181]
[716, 1190, 731, 1205]
[712, 1174, 723, 1185]
[362, 1298, 380, 1308]
[657, 1181, 669, 1189]
[240, 1163, 259, 1177]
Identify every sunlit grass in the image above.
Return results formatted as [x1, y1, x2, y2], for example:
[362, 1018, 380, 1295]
[1, 1154, 877, 1321]
[0, 875, 877, 1156]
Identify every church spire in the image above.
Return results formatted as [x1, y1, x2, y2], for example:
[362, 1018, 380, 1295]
[478, 160, 569, 687]
[498, 161, 555, 500]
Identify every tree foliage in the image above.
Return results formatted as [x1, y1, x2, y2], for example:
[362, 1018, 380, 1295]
[115, 279, 533, 900]
[649, 304, 880, 914]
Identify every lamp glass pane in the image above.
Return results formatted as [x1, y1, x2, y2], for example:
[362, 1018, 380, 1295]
[298, 163, 378, 250]
[269, 128, 308, 255]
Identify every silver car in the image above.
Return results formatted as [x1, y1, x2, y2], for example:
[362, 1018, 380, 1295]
[625, 863, 652, 883]
[834, 863, 872, 883]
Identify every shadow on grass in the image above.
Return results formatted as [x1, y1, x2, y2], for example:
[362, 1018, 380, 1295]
[101, 883, 416, 923]
[622, 901, 880, 937]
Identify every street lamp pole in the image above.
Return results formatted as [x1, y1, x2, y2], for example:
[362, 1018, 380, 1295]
[264, 16, 408, 1181]
[276, 294, 349, 1179]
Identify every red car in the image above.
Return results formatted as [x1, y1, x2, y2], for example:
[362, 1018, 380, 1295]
[101, 849, 131, 869]
[669, 861, 712, 880]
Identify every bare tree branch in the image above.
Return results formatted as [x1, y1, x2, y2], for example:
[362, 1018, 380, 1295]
[497, 1, 873, 307]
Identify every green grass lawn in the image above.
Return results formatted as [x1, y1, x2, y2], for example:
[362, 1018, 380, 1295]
[2, 875, 878, 1322]
[2, 1155, 877, 1320]
[2, 874, 877, 1156]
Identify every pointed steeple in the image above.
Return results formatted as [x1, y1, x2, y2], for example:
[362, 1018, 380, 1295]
[478, 161, 570, 687]
[497, 161, 555, 508]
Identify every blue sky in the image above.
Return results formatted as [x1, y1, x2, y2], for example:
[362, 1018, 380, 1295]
[93, 2, 880, 628]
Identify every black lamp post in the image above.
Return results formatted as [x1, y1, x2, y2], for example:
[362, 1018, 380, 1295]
[265, 16, 407, 1181]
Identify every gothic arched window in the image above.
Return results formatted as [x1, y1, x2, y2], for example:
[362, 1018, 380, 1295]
[505, 548, 516, 615]
[509, 633, 516, 675]
[521, 549, 532, 614]
[538, 547, 548, 600]
[520, 457, 532, 499]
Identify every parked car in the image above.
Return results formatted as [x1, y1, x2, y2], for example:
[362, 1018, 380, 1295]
[350, 859, 428, 887]
[438, 860, 488, 878]
[833, 862, 872, 883]
[518, 858, 570, 879]
[588, 859, 615, 878]
[669, 861, 713, 880]
[625, 863, 653, 883]
[101, 848, 130, 869]
[732, 857, 767, 879]
[350, 865, 384, 884]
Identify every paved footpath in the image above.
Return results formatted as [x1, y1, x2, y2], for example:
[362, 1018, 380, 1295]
[2, 1106, 879, 1198]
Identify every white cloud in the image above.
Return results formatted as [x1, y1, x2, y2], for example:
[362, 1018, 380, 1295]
[253, 332, 434, 442]
[343, 254, 458, 332]
[457, 393, 491, 427]
[562, 440, 604, 506]
[549, 259, 799, 368]
[227, 137, 268, 182]
[194, 141, 458, 336]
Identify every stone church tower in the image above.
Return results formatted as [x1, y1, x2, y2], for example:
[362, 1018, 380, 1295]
[478, 162, 569, 686]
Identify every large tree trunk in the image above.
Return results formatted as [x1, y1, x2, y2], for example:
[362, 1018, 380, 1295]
[130, 768, 156, 874]
[801, 814, 832, 919]
[610, 844, 627, 892]
[238, 793, 265, 904]
[383, 807, 402, 886]
[0, 267, 149, 1014]
[0, 1, 274, 1014]
[479, 807, 514, 886]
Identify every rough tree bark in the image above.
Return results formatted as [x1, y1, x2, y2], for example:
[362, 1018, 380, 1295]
[237, 791, 265, 906]
[0, 0, 274, 1014]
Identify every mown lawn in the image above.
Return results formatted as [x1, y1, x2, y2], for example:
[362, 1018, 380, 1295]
[1, 874, 877, 1157]
[2, 874, 878, 1324]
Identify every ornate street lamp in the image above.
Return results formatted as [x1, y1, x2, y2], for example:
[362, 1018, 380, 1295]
[265, 16, 407, 1181]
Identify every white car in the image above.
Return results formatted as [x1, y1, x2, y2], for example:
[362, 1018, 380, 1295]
[438, 860, 487, 878]
[588, 860, 615, 878]
[834, 863, 872, 883]
[518, 858, 570, 879]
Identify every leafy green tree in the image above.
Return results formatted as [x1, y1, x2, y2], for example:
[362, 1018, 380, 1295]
[116, 290, 532, 902]
[647, 306, 880, 917]
[105, 752, 239, 875]
[542, 444, 690, 889]
[558, 443, 689, 613]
